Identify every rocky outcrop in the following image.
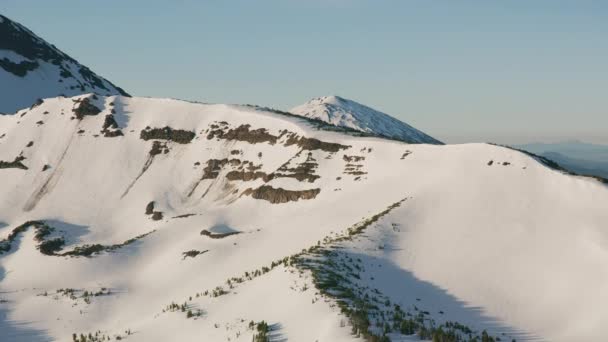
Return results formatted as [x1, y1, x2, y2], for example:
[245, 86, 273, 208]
[243, 185, 320, 204]
[73, 98, 101, 120]
[101, 114, 123, 137]
[274, 152, 319, 182]
[284, 134, 349, 152]
[140, 126, 195, 144]
[207, 124, 278, 145]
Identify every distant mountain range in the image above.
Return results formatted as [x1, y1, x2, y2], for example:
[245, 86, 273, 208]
[515, 141, 608, 179]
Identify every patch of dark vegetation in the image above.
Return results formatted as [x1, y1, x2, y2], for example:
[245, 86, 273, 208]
[182, 250, 209, 260]
[36, 120, 44, 125]
[200, 229, 241, 239]
[487, 160, 494, 166]
[343, 155, 365, 162]
[151, 211, 163, 221]
[0, 155, 28, 170]
[140, 126, 195, 144]
[73, 98, 101, 120]
[290, 199, 505, 342]
[243, 185, 320, 204]
[230, 149, 241, 155]
[61, 230, 155, 257]
[42, 164, 51, 171]
[38, 237, 66, 255]
[101, 114, 123, 137]
[0, 220, 155, 258]
[285, 134, 349, 152]
[0, 221, 61, 255]
[26, 141, 33, 147]
[401, 150, 412, 159]
[172, 213, 196, 219]
[71, 328, 131, 342]
[249, 321, 271, 342]
[207, 124, 278, 145]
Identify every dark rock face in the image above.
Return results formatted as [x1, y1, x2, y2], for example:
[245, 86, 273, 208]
[73, 98, 101, 120]
[140, 127, 195, 144]
[243, 185, 320, 204]
[207, 124, 278, 144]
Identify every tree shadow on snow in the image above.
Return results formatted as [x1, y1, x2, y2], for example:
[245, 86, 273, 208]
[111, 97, 131, 130]
[268, 322, 287, 342]
[343, 249, 542, 341]
[42, 219, 90, 245]
[0, 305, 52, 342]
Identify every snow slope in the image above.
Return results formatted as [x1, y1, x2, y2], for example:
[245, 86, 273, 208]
[291, 96, 442, 144]
[0, 95, 607, 341]
[0, 14, 128, 114]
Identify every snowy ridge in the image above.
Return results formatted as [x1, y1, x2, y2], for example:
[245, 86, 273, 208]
[0, 14, 128, 114]
[291, 96, 442, 144]
[0, 95, 607, 341]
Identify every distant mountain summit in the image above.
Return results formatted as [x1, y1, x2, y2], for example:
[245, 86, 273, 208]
[0, 14, 128, 114]
[291, 95, 442, 144]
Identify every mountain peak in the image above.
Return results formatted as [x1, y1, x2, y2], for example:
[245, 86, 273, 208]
[291, 96, 442, 144]
[0, 14, 128, 114]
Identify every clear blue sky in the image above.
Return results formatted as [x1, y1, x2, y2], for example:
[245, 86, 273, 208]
[2, 0, 607, 144]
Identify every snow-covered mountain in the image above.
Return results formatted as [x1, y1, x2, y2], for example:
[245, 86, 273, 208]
[1, 94, 607, 342]
[0, 14, 128, 114]
[291, 96, 442, 144]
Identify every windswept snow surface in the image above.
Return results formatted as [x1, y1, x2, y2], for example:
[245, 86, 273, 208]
[0, 95, 606, 341]
[291, 96, 442, 144]
[0, 14, 128, 114]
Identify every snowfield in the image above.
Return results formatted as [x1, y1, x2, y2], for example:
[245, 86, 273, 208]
[0, 94, 606, 341]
